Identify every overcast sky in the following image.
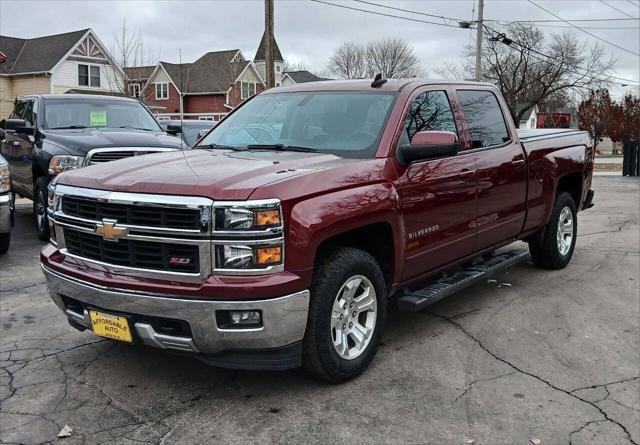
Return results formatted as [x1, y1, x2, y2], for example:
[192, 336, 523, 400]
[1, 0, 638, 97]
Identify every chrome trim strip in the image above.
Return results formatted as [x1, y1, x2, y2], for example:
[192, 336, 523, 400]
[213, 199, 281, 208]
[60, 250, 204, 278]
[55, 184, 213, 209]
[135, 323, 200, 353]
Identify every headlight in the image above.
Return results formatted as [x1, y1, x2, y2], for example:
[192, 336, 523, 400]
[0, 162, 9, 193]
[47, 181, 60, 211]
[214, 200, 282, 232]
[212, 199, 284, 274]
[48, 155, 84, 175]
[214, 242, 284, 272]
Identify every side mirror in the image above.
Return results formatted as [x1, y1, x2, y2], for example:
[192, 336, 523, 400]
[0, 129, 5, 141]
[5, 119, 30, 133]
[166, 123, 181, 135]
[397, 130, 459, 165]
[196, 129, 209, 140]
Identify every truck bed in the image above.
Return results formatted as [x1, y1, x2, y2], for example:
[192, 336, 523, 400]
[517, 128, 586, 142]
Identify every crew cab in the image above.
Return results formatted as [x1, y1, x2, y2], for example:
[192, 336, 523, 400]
[41, 79, 594, 382]
[0, 94, 182, 240]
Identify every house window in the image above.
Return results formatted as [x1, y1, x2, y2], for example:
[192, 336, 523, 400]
[241, 81, 256, 99]
[276, 65, 281, 73]
[129, 83, 141, 98]
[78, 64, 100, 87]
[155, 83, 169, 100]
[198, 116, 214, 121]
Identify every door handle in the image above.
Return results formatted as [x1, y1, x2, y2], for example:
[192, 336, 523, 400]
[458, 169, 476, 179]
[511, 159, 525, 168]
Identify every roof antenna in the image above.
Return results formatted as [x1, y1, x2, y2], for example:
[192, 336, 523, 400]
[371, 73, 387, 88]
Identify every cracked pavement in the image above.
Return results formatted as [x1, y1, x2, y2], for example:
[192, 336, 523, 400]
[1, 176, 638, 444]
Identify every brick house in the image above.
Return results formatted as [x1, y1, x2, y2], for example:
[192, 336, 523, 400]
[0, 29, 125, 119]
[131, 33, 283, 121]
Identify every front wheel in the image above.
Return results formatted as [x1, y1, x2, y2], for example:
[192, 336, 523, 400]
[528, 192, 577, 269]
[33, 177, 50, 242]
[303, 247, 387, 383]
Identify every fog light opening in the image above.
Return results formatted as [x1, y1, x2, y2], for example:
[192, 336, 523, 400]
[216, 310, 262, 329]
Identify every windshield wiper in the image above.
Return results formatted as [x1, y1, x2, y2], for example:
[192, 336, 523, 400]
[118, 125, 154, 131]
[246, 144, 318, 153]
[196, 143, 246, 151]
[50, 125, 87, 130]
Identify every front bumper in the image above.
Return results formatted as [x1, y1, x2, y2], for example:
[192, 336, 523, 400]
[0, 192, 12, 233]
[42, 264, 310, 369]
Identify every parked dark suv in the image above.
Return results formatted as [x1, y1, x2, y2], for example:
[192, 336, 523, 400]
[0, 94, 183, 240]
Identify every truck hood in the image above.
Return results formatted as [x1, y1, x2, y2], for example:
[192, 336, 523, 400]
[57, 148, 353, 200]
[42, 128, 183, 154]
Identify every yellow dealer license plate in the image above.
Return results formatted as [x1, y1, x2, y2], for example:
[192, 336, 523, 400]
[89, 310, 132, 343]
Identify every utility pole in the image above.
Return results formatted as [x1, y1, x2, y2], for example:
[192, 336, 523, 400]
[475, 0, 484, 80]
[265, 0, 275, 88]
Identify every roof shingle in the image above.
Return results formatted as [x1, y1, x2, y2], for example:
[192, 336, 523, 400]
[0, 29, 89, 75]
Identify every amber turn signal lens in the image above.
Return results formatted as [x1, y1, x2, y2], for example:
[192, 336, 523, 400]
[255, 246, 282, 265]
[254, 209, 281, 226]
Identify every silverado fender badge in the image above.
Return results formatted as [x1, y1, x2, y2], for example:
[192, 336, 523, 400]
[94, 219, 128, 242]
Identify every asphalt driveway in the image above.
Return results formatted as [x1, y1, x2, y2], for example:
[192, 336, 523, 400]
[1, 176, 638, 445]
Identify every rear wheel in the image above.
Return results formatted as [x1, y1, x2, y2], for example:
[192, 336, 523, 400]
[528, 192, 577, 269]
[303, 247, 387, 383]
[33, 177, 50, 241]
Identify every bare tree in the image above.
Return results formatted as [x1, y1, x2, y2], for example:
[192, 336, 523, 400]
[432, 60, 466, 80]
[282, 60, 308, 73]
[364, 38, 423, 78]
[328, 38, 423, 80]
[475, 24, 615, 123]
[328, 41, 366, 79]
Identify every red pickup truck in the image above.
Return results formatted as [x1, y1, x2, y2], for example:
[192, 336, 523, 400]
[41, 79, 594, 382]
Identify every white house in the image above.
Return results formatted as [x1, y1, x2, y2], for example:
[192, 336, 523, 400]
[0, 29, 125, 119]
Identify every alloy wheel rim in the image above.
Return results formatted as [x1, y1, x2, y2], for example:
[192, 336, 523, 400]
[331, 275, 377, 360]
[557, 206, 573, 256]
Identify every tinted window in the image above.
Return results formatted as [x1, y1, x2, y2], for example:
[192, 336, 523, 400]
[458, 90, 509, 148]
[404, 91, 457, 143]
[199, 92, 397, 158]
[22, 100, 34, 126]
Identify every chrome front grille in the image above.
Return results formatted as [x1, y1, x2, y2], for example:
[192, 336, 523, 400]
[49, 185, 213, 281]
[84, 147, 178, 165]
[61, 196, 201, 230]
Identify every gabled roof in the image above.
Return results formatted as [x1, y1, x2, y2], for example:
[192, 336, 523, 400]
[0, 29, 90, 75]
[284, 70, 330, 84]
[253, 31, 283, 62]
[151, 50, 258, 94]
[123, 65, 156, 81]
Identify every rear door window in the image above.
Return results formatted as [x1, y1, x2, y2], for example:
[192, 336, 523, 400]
[457, 90, 510, 148]
[403, 90, 457, 144]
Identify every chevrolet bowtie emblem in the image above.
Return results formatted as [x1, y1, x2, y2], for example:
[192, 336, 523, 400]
[94, 219, 127, 241]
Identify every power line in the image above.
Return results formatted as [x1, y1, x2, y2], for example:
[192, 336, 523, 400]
[527, 0, 640, 56]
[599, 0, 638, 19]
[483, 24, 640, 85]
[504, 23, 639, 30]
[308, 0, 461, 28]
[352, 0, 463, 24]
[486, 17, 638, 23]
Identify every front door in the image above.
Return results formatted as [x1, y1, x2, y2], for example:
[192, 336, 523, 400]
[395, 88, 478, 282]
[455, 89, 528, 251]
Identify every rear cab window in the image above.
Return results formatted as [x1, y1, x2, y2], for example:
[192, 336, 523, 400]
[457, 90, 510, 148]
[401, 90, 457, 145]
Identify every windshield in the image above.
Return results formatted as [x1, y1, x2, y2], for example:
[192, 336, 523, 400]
[43, 99, 161, 131]
[198, 92, 397, 158]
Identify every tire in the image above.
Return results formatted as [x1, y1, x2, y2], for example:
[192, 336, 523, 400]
[0, 232, 9, 254]
[303, 247, 387, 383]
[33, 177, 50, 241]
[528, 192, 577, 269]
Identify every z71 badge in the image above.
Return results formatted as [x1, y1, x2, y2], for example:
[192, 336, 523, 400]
[408, 225, 439, 240]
